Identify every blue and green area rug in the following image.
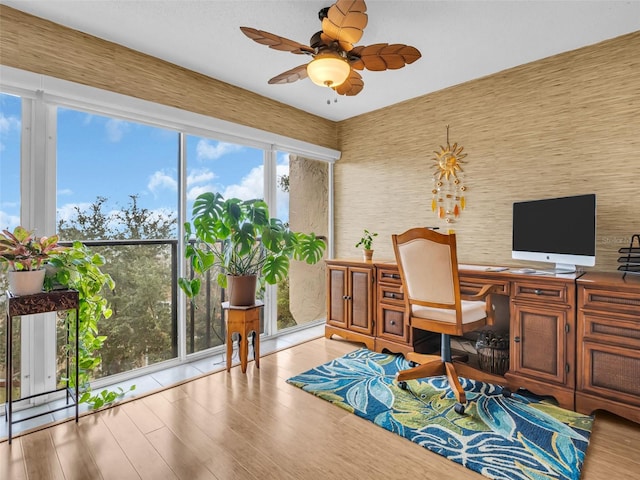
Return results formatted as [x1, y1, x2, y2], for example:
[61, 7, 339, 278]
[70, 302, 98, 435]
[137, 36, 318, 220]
[286, 348, 593, 480]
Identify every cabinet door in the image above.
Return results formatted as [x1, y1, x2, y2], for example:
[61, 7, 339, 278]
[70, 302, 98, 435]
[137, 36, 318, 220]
[348, 266, 374, 335]
[578, 311, 640, 402]
[326, 265, 348, 328]
[511, 302, 573, 387]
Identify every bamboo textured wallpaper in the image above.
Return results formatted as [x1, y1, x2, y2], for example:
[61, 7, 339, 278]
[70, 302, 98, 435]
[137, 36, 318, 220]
[0, 6, 338, 151]
[335, 31, 640, 272]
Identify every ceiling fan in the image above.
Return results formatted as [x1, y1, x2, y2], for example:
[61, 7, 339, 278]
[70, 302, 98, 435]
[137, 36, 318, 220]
[240, 0, 422, 96]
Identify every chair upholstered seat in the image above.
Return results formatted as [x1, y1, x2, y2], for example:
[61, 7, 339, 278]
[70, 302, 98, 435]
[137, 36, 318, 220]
[412, 300, 487, 324]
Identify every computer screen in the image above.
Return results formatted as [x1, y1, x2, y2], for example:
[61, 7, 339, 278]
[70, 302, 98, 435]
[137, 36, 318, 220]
[512, 194, 596, 273]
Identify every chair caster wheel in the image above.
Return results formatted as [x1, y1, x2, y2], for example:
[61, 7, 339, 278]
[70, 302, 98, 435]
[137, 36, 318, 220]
[502, 387, 512, 398]
[398, 381, 408, 390]
[454, 403, 465, 415]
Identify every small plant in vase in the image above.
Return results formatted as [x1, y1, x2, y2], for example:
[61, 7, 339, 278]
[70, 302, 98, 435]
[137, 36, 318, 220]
[356, 229, 378, 261]
[0, 226, 67, 295]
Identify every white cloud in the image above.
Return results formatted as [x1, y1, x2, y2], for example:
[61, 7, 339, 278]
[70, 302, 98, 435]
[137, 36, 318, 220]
[0, 210, 20, 231]
[187, 184, 215, 201]
[105, 118, 130, 142]
[0, 112, 20, 134]
[81, 113, 94, 125]
[223, 166, 263, 200]
[0, 112, 20, 150]
[143, 207, 176, 225]
[58, 188, 73, 196]
[56, 202, 93, 223]
[187, 168, 216, 187]
[148, 170, 177, 195]
[196, 139, 242, 161]
[277, 152, 290, 166]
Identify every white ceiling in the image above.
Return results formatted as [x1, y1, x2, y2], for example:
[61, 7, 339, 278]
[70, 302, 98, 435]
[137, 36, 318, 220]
[2, 1, 639, 121]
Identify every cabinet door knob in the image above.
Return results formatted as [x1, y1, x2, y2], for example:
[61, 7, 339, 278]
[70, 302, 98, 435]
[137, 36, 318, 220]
[534, 289, 541, 295]
[514, 336, 521, 343]
[390, 320, 396, 325]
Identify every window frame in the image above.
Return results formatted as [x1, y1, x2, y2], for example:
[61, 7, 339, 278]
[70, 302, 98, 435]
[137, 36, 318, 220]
[1, 65, 339, 397]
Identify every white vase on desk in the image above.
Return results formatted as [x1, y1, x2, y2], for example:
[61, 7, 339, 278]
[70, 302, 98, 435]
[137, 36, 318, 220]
[7, 269, 46, 296]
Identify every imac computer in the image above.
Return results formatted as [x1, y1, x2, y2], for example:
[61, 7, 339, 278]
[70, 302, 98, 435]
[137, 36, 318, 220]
[512, 194, 596, 274]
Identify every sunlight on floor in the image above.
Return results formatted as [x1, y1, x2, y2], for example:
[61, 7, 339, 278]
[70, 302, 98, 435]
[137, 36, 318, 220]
[1, 324, 324, 441]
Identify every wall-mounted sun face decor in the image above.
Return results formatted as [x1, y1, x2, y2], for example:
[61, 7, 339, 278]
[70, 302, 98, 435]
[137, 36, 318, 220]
[431, 125, 467, 223]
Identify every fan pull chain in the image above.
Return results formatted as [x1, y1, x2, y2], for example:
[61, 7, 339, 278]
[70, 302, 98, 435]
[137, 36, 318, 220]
[326, 89, 338, 105]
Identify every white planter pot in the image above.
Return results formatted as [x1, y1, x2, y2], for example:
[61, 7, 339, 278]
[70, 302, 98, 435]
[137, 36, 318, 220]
[7, 269, 46, 296]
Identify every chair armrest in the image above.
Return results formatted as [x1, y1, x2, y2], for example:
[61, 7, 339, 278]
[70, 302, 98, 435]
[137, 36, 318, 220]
[460, 284, 498, 302]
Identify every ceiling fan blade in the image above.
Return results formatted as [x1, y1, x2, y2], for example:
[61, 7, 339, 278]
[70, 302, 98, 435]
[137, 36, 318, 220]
[334, 69, 364, 96]
[350, 43, 422, 71]
[240, 26, 314, 55]
[268, 64, 309, 85]
[321, 0, 368, 52]
[348, 56, 365, 71]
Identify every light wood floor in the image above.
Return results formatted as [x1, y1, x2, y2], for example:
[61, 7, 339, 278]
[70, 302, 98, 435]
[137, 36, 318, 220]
[2, 337, 640, 480]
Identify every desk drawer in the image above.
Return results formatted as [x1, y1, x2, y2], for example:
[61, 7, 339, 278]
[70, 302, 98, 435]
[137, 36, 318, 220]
[513, 281, 568, 305]
[579, 286, 640, 316]
[580, 312, 640, 349]
[459, 277, 509, 296]
[378, 283, 404, 306]
[377, 266, 402, 285]
[377, 302, 409, 343]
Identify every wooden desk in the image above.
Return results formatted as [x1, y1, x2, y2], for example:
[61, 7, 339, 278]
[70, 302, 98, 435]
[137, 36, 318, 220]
[222, 301, 263, 373]
[326, 259, 580, 409]
[326, 259, 640, 421]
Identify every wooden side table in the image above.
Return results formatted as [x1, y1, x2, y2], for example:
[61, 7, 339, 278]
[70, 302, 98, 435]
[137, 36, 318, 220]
[222, 300, 263, 373]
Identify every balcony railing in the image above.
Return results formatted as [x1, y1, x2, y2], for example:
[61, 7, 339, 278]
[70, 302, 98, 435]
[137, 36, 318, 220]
[57, 239, 226, 378]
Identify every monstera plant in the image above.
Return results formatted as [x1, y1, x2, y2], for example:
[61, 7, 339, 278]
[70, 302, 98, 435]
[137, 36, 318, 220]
[179, 192, 326, 306]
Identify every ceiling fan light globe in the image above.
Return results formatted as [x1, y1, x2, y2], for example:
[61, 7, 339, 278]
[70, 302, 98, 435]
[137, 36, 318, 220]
[307, 53, 350, 88]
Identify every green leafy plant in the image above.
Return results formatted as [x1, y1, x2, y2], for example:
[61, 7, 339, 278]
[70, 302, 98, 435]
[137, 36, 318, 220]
[355, 229, 378, 250]
[179, 192, 326, 298]
[46, 241, 135, 409]
[0, 226, 67, 271]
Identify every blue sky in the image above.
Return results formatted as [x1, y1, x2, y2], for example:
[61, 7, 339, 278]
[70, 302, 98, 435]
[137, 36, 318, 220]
[0, 92, 290, 235]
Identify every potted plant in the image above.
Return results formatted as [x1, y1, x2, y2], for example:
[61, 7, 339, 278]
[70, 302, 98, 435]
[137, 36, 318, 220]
[0, 226, 67, 295]
[46, 241, 134, 409]
[179, 192, 326, 306]
[356, 229, 378, 261]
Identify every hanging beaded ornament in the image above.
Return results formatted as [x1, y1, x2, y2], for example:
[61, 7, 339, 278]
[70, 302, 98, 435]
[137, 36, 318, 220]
[431, 125, 467, 223]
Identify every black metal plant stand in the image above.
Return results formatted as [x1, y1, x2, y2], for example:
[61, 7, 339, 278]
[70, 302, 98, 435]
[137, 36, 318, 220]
[4, 289, 80, 444]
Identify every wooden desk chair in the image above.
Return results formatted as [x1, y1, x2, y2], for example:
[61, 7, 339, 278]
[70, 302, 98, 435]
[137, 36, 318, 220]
[392, 227, 496, 414]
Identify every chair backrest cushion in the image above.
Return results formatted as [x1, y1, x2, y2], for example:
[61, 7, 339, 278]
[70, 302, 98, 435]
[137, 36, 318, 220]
[396, 236, 456, 305]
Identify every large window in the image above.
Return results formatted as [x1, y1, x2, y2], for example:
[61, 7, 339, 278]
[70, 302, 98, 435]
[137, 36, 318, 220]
[0, 92, 22, 403]
[184, 134, 264, 354]
[56, 107, 180, 378]
[276, 154, 328, 332]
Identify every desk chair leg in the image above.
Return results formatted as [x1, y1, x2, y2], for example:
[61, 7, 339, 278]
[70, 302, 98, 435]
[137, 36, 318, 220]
[442, 334, 467, 413]
[445, 362, 467, 408]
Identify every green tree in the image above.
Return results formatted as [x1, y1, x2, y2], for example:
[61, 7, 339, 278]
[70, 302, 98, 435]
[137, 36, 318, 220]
[57, 195, 178, 377]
